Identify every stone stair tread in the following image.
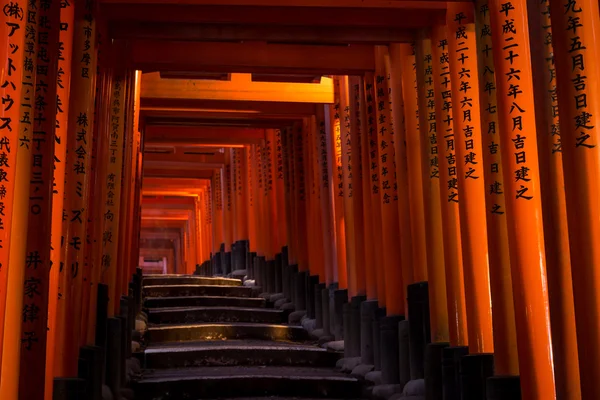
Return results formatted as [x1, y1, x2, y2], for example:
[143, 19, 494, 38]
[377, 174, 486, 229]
[144, 295, 266, 308]
[139, 365, 358, 382]
[144, 284, 247, 289]
[143, 275, 242, 286]
[143, 285, 254, 298]
[144, 339, 326, 353]
[148, 306, 282, 314]
[148, 322, 300, 330]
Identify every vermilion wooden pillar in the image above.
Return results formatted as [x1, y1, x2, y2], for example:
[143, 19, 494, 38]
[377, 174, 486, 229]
[17, 1, 61, 398]
[362, 73, 385, 304]
[446, 3, 494, 356]
[348, 77, 367, 296]
[213, 169, 225, 265]
[304, 120, 324, 280]
[374, 47, 404, 316]
[0, 0, 26, 378]
[265, 131, 279, 261]
[355, 80, 377, 300]
[430, 26, 468, 347]
[414, 36, 450, 343]
[223, 149, 233, 257]
[274, 130, 288, 254]
[528, 1, 581, 397]
[549, 0, 600, 397]
[473, 0, 519, 377]
[489, 1, 556, 397]
[293, 123, 309, 274]
[100, 71, 127, 317]
[328, 87, 347, 291]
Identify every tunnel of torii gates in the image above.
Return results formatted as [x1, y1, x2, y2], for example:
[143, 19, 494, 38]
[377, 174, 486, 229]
[3, 0, 600, 399]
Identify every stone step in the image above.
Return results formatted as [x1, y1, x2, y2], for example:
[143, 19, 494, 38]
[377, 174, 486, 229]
[147, 322, 310, 343]
[143, 284, 253, 298]
[144, 295, 266, 309]
[133, 366, 360, 400]
[143, 274, 242, 287]
[148, 306, 285, 324]
[143, 340, 341, 368]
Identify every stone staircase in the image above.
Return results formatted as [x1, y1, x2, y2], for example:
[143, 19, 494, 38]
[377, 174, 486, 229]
[133, 275, 363, 400]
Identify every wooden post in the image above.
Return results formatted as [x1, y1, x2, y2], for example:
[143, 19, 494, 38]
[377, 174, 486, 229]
[488, 0, 557, 397]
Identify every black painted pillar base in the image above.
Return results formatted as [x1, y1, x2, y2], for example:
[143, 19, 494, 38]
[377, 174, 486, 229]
[214, 252, 222, 276]
[275, 253, 283, 293]
[223, 251, 232, 275]
[53, 378, 86, 400]
[296, 271, 308, 311]
[306, 275, 319, 319]
[372, 307, 385, 370]
[349, 295, 366, 357]
[333, 289, 348, 341]
[486, 375, 521, 400]
[398, 319, 411, 387]
[247, 252, 256, 280]
[253, 256, 261, 287]
[408, 281, 431, 380]
[322, 287, 332, 337]
[460, 353, 494, 400]
[260, 257, 268, 292]
[106, 318, 122, 397]
[315, 283, 326, 329]
[425, 342, 450, 400]
[78, 346, 104, 400]
[266, 260, 276, 293]
[240, 240, 249, 274]
[380, 315, 404, 385]
[289, 265, 299, 306]
[282, 255, 290, 300]
[360, 299, 379, 366]
[442, 346, 469, 400]
[95, 284, 109, 349]
[343, 302, 352, 357]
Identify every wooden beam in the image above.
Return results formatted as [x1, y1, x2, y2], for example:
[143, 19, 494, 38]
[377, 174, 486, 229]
[101, 4, 446, 28]
[143, 151, 225, 164]
[110, 21, 415, 44]
[143, 168, 214, 179]
[101, 0, 449, 8]
[141, 72, 334, 104]
[144, 125, 265, 145]
[143, 160, 224, 170]
[126, 40, 375, 74]
[143, 177, 209, 188]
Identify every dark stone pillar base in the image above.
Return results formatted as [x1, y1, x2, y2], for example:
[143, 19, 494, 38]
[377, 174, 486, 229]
[296, 271, 308, 311]
[78, 345, 104, 400]
[460, 353, 494, 400]
[241, 240, 249, 274]
[328, 283, 338, 335]
[361, 299, 379, 366]
[380, 315, 404, 384]
[349, 295, 366, 357]
[425, 342, 450, 400]
[315, 283, 326, 329]
[486, 375, 521, 400]
[442, 346, 469, 400]
[106, 318, 122, 397]
[248, 252, 257, 280]
[343, 302, 352, 357]
[282, 255, 290, 300]
[398, 319, 411, 387]
[53, 378, 86, 400]
[259, 257, 268, 292]
[306, 275, 319, 318]
[372, 307, 385, 370]
[408, 281, 431, 380]
[266, 260, 276, 294]
[275, 254, 283, 293]
[95, 284, 109, 349]
[289, 265, 299, 306]
[223, 251, 232, 275]
[333, 289, 348, 341]
[322, 287, 333, 337]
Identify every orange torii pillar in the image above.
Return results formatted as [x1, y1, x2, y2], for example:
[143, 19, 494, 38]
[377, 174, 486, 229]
[3, 1, 60, 398]
[223, 149, 234, 274]
[337, 76, 367, 359]
[446, 4, 500, 396]
[280, 129, 300, 308]
[373, 47, 407, 385]
[212, 169, 225, 275]
[245, 147, 257, 280]
[528, 1, 581, 398]
[290, 122, 309, 317]
[0, 0, 28, 394]
[414, 35, 452, 386]
[315, 108, 338, 338]
[549, 0, 600, 398]
[274, 130, 289, 298]
[429, 25, 470, 396]
[263, 130, 280, 294]
[304, 118, 325, 320]
[328, 87, 348, 341]
[232, 147, 248, 274]
[239, 147, 250, 274]
[488, 1, 556, 398]
[253, 142, 267, 289]
[473, 2, 521, 396]
[362, 73, 386, 313]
